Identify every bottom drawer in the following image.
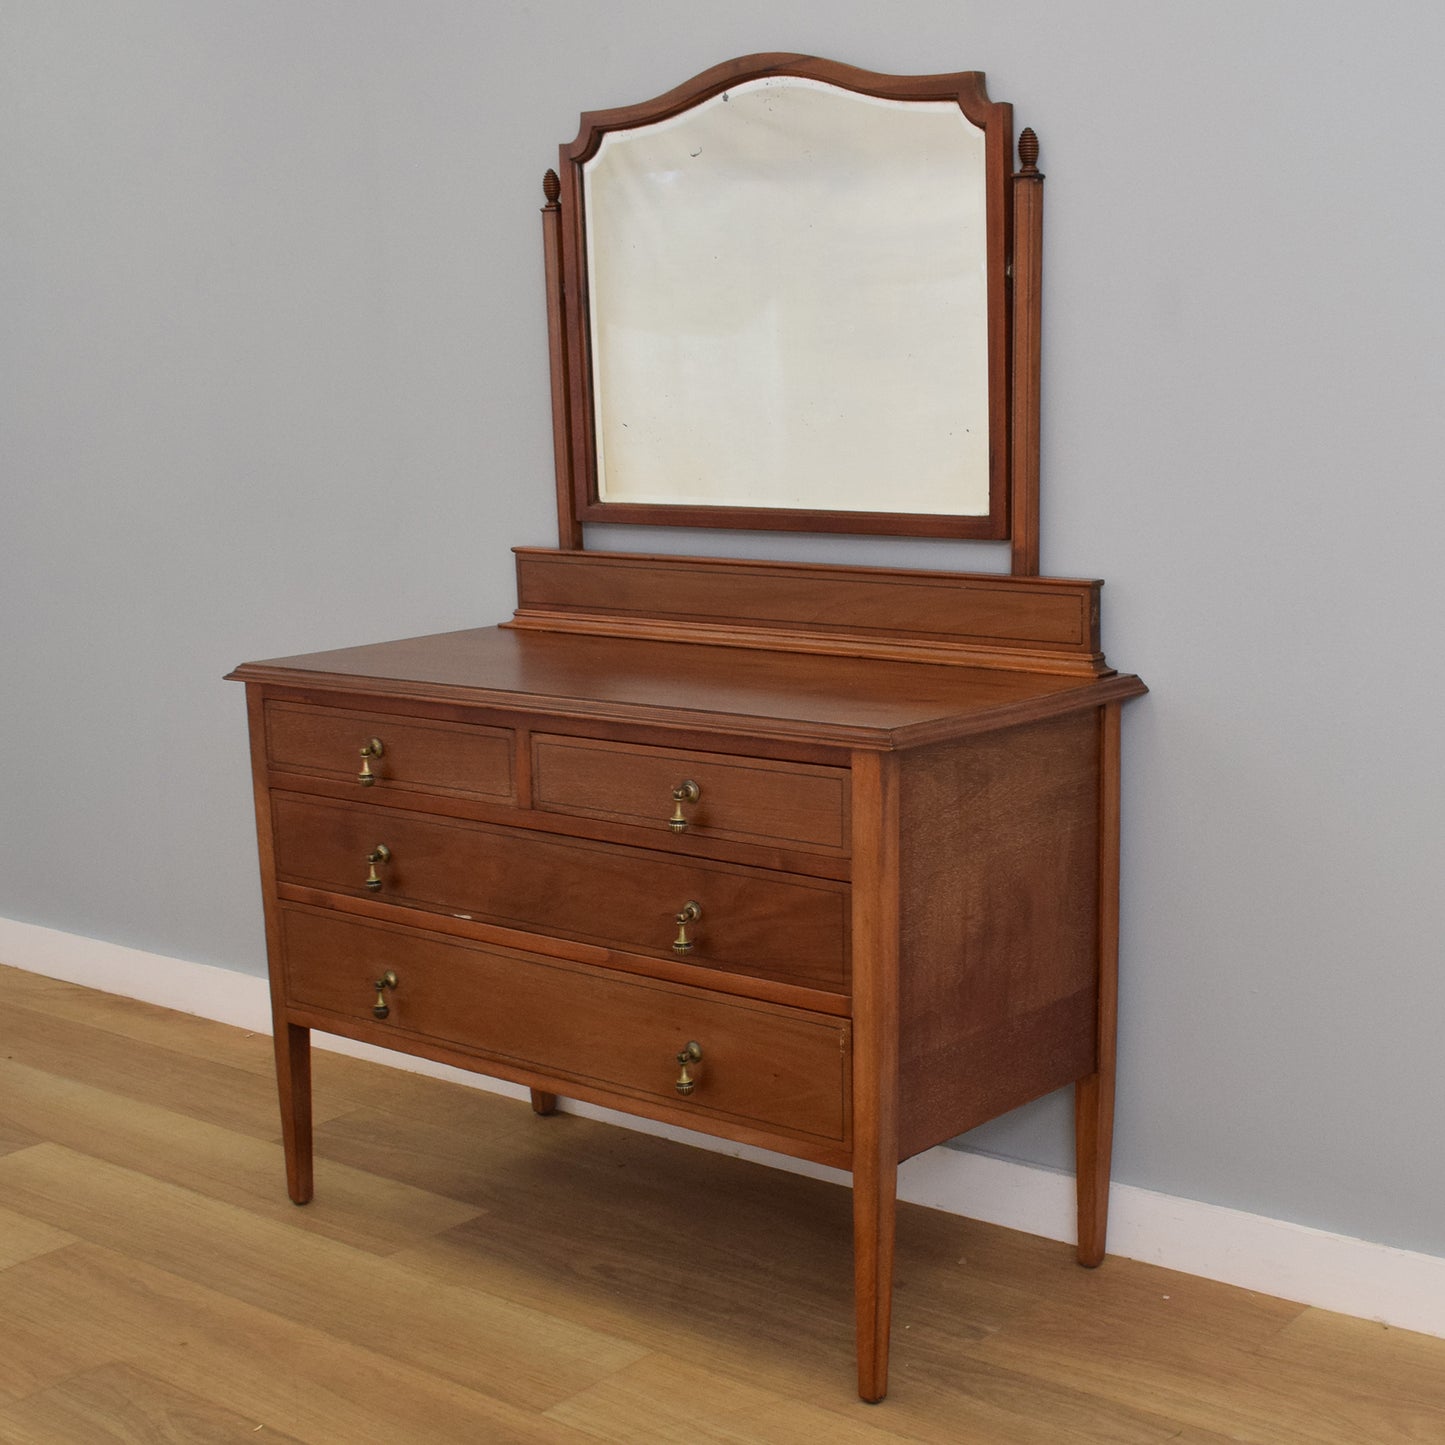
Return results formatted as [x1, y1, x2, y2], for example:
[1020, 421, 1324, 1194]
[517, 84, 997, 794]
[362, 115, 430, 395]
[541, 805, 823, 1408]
[279, 905, 850, 1144]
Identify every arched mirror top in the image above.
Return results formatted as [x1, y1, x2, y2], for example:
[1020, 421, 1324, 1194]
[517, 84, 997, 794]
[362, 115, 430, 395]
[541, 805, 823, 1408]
[542, 55, 1039, 565]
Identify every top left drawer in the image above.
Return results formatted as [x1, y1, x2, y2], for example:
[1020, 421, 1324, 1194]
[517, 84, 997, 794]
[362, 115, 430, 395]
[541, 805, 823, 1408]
[263, 702, 514, 804]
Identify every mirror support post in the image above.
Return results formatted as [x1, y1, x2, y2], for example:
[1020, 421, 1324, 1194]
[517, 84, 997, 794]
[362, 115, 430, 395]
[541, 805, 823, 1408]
[1010, 129, 1044, 576]
[542, 169, 584, 551]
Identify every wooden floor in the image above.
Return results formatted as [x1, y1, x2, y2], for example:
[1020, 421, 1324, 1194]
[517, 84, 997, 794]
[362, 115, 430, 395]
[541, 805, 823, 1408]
[0, 965, 1441, 1444]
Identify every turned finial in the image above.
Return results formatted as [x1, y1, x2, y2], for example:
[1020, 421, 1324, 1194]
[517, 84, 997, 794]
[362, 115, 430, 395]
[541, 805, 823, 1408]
[1018, 128, 1039, 174]
[542, 169, 561, 206]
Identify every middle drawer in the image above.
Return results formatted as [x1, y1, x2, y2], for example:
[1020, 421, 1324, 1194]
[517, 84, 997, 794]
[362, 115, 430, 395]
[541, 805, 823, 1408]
[270, 793, 848, 993]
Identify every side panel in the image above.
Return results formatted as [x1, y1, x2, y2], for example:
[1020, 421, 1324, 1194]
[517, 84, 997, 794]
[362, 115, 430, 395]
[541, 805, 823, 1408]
[896, 710, 1100, 1159]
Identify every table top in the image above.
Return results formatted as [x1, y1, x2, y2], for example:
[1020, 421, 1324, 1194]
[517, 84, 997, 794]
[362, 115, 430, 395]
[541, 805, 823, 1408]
[230, 624, 1145, 750]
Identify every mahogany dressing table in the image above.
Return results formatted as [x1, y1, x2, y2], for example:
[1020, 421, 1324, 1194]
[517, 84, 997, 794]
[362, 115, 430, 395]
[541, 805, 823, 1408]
[230, 55, 1145, 1403]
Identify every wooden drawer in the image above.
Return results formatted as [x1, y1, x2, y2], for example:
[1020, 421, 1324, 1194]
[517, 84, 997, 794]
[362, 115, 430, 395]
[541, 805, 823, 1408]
[531, 735, 848, 853]
[280, 905, 849, 1143]
[271, 794, 848, 993]
[265, 701, 514, 803]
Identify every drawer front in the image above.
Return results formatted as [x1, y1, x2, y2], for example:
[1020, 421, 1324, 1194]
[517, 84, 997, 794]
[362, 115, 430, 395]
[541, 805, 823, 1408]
[265, 702, 513, 803]
[281, 906, 849, 1143]
[271, 794, 848, 993]
[532, 735, 848, 853]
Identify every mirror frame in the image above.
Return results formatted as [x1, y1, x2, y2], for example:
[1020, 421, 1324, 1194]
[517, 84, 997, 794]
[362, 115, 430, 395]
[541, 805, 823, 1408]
[541, 54, 1035, 552]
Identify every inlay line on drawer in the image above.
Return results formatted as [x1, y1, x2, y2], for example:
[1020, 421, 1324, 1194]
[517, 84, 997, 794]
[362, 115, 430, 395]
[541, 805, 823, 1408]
[265, 701, 514, 803]
[279, 904, 851, 1145]
[532, 734, 849, 854]
[269, 792, 849, 994]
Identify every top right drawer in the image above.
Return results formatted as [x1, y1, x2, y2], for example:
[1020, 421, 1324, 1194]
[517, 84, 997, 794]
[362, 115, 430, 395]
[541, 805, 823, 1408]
[531, 735, 849, 855]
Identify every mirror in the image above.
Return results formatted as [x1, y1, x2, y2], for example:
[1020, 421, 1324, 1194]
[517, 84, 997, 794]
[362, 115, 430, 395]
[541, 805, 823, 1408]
[545, 57, 1025, 543]
[586, 78, 989, 516]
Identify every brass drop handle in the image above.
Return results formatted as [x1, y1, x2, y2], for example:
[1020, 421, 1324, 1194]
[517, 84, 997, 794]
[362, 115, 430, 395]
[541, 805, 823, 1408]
[672, 901, 701, 954]
[668, 780, 701, 833]
[365, 844, 392, 892]
[372, 969, 398, 1019]
[357, 737, 384, 786]
[674, 1040, 702, 1096]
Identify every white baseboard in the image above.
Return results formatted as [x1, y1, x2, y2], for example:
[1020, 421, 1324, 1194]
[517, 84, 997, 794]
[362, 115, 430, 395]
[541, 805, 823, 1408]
[5, 913, 1443, 1340]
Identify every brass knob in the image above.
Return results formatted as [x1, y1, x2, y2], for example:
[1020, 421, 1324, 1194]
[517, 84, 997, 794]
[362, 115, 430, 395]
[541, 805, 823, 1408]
[372, 969, 398, 1019]
[675, 1040, 702, 1096]
[357, 737, 384, 787]
[668, 780, 701, 833]
[672, 901, 701, 954]
[365, 843, 391, 892]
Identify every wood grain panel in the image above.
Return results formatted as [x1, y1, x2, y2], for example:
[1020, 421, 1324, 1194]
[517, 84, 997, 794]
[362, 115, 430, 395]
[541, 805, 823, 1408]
[532, 733, 848, 852]
[270, 792, 849, 993]
[230, 626, 1146, 749]
[895, 711, 1101, 1159]
[265, 700, 514, 803]
[513, 549, 1105, 672]
[280, 905, 850, 1144]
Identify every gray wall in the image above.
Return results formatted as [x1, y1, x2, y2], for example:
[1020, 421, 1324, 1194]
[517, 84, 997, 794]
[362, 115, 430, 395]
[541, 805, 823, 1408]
[4, 2, 1443, 1259]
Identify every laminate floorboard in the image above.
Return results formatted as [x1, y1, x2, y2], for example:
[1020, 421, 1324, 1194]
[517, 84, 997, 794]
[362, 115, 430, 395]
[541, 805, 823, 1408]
[0, 1362, 307, 1445]
[0, 963, 1441, 1443]
[0, 1058, 481, 1256]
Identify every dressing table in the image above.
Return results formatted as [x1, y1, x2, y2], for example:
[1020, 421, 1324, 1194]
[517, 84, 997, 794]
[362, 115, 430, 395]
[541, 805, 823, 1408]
[230, 55, 1145, 1402]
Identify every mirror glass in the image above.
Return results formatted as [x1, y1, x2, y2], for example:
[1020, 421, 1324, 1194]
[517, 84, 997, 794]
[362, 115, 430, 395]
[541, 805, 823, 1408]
[583, 76, 990, 517]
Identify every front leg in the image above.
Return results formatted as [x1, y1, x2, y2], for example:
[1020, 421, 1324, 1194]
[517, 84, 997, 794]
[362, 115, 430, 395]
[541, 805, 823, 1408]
[274, 1021, 313, 1204]
[853, 1142, 898, 1402]
[849, 749, 902, 1401]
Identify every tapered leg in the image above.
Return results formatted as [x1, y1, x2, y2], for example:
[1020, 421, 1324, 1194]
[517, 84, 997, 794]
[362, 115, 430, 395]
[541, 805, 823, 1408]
[274, 1022, 313, 1205]
[1077, 702, 1121, 1267]
[853, 1149, 899, 1402]
[529, 1089, 558, 1116]
[1075, 1071, 1114, 1267]
[849, 749, 902, 1402]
